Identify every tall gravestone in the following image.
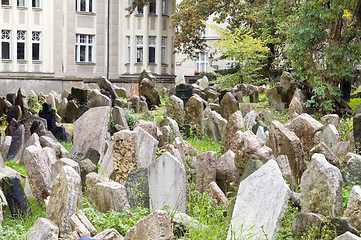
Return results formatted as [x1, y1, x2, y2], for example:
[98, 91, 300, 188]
[134, 126, 158, 168]
[39, 103, 66, 141]
[125, 168, 150, 209]
[148, 152, 188, 213]
[175, 84, 192, 106]
[7, 124, 25, 160]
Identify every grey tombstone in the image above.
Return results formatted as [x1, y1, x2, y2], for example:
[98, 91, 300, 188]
[134, 126, 158, 168]
[88, 94, 112, 108]
[321, 124, 340, 148]
[342, 155, 361, 187]
[175, 84, 193, 106]
[216, 150, 240, 195]
[300, 153, 343, 217]
[112, 106, 129, 130]
[196, 151, 217, 193]
[125, 168, 149, 209]
[227, 160, 291, 240]
[202, 111, 227, 142]
[148, 152, 188, 213]
[165, 95, 185, 126]
[26, 217, 59, 240]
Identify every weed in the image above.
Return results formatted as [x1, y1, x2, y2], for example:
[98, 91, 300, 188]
[5, 159, 26, 176]
[348, 98, 361, 111]
[124, 108, 139, 130]
[60, 141, 73, 152]
[276, 204, 300, 239]
[343, 185, 352, 208]
[185, 136, 221, 154]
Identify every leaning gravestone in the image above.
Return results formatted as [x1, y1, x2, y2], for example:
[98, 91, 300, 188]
[220, 92, 238, 120]
[113, 130, 139, 185]
[26, 217, 59, 240]
[71, 106, 111, 164]
[112, 106, 129, 130]
[134, 126, 158, 168]
[216, 150, 240, 195]
[224, 111, 244, 152]
[7, 124, 25, 160]
[300, 153, 343, 217]
[196, 151, 217, 193]
[344, 185, 361, 232]
[202, 111, 227, 142]
[165, 95, 184, 126]
[185, 95, 204, 132]
[39, 102, 66, 141]
[342, 155, 361, 187]
[46, 166, 82, 237]
[6, 105, 22, 123]
[22, 145, 52, 206]
[0, 175, 32, 218]
[148, 152, 188, 213]
[125, 168, 149, 209]
[227, 160, 291, 240]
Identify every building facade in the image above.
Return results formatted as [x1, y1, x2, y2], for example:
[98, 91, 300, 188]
[0, 0, 176, 82]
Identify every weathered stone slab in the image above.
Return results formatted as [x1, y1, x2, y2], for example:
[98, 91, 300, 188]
[334, 231, 361, 240]
[51, 158, 80, 181]
[113, 130, 139, 185]
[93, 228, 124, 240]
[124, 210, 173, 240]
[321, 114, 341, 134]
[321, 124, 340, 147]
[26, 217, 59, 240]
[268, 120, 306, 186]
[208, 181, 228, 205]
[134, 126, 158, 168]
[300, 153, 343, 217]
[310, 142, 340, 167]
[342, 155, 361, 187]
[239, 154, 264, 181]
[344, 185, 361, 232]
[39, 135, 68, 159]
[88, 94, 112, 108]
[113, 106, 129, 130]
[292, 212, 325, 238]
[46, 166, 82, 237]
[234, 130, 274, 176]
[220, 92, 238, 120]
[216, 150, 240, 195]
[70, 209, 97, 238]
[243, 110, 258, 131]
[70, 106, 111, 163]
[148, 152, 188, 212]
[196, 151, 217, 193]
[125, 168, 149, 209]
[1, 136, 11, 160]
[22, 145, 52, 206]
[203, 111, 227, 142]
[185, 95, 204, 131]
[7, 124, 25, 160]
[98, 140, 114, 178]
[227, 160, 291, 239]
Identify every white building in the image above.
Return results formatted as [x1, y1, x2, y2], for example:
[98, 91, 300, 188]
[0, 0, 176, 84]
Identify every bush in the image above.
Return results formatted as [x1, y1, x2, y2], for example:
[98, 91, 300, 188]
[348, 98, 361, 111]
[123, 108, 139, 130]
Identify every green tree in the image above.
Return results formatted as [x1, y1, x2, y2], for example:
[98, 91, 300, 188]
[286, 0, 361, 112]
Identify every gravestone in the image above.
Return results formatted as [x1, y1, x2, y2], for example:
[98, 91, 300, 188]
[220, 92, 238, 120]
[202, 111, 227, 142]
[88, 94, 112, 108]
[300, 153, 343, 217]
[70, 87, 88, 105]
[97, 76, 119, 102]
[196, 151, 217, 193]
[165, 95, 184, 126]
[216, 150, 240, 194]
[6, 93, 16, 105]
[224, 111, 244, 152]
[139, 78, 161, 109]
[185, 95, 204, 133]
[112, 106, 129, 130]
[344, 185, 361, 232]
[6, 105, 22, 123]
[125, 168, 149, 209]
[15, 88, 28, 114]
[239, 154, 264, 181]
[39, 103, 66, 141]
[134, 126, 158, 168]
[65, 100, 79, 123]
[175, 84, 192, 106]
[342, 155, 361, 187]
[84, 148, 101, 166]
[46, 166, 82, 237]
[227, 160, 291, 240]
[26, 217, 59, 240]
[321, 124, 340, 147]
[148, 152, 188, 212]
[0, 97, 10, 117]
[7, 124, 25, 160]
[0, 175, 32, 218]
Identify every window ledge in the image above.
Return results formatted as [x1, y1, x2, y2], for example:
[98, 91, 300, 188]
[162, 14, 169, 17]
[161, 63, 168, 66]
[76, 11, 96, 16]
[17, 6, 27, 9]
[135, 14, 143, 17]
[32, 7, 42, 11]
[135, 62, 143, 65]
[124, 63, 130, 65]
[32, 60, 42, 64]
[17, 60, 28, 63]
[1, 5, 11, 8]
[149, 13, 157, 16]
[2, 59, 12, 62]
[76, 61, 96, 65]
[148, 62, 157, 65]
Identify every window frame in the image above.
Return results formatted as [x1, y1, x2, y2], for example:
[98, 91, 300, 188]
[196, 52, 208, 73]
[162, 0, 167, 16]
[136, 5, 143, 15]
[32, 0, 40, 8]
[1, 0, 10, 7]
[1, 30, 11, 61]
[149, 36, 156, 63]
[17, 0, 25, 7]
[76, 0, 93, 13]
[136, 36, 143, 63]
[32, 31, 41, 61]
[161, 36, 167, 65]
[75, 34, 94, 63]
[149, 0, 156, 15]
[126, 36, 130, 63]
[17, 30, 26, 61]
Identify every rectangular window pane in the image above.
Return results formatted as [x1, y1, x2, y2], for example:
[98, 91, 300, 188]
[32, 43, 40, 60]
[2, 42, 10, 60]
[149, 47, 155, 63]
[17, 42, 25, 60]
[89, 0, 92, 12]
[149, 0, 156, 14]
[137, 47, 143, 62]
[32, 0, 40, 8]
[88, 46, 92, 62]
[80, 0, 86, 11]
[162, 0, 167, 15]
[80, 45, 86, 62]
[17, 0, 25, 7]
[2, 0, 10, 6]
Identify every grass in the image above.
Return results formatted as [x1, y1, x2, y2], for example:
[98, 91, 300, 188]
[348, 98, 361, 111]
[0, 199, 46, 240]
[5, 159, 26, 176]
[185, 136, 221, 154]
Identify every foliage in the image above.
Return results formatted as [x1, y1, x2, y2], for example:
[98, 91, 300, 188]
[348, 97, 361, 111]
[0, 115, 7, 127]
[275, 204, 300, 239]
[287, 0, 361, 112]
[5, 159, 26, 176]
[27, 95, 45, 114]
[82, 197, 149, 236]
[211, 24, 269, 87]
[124, 108, 139, 130]
[0, 199, 46, 240]
[340, 115, 353, 141]
[60, 141, 73, 152]
[343, 185, 352, 208]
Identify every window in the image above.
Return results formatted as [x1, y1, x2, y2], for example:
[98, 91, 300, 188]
[162, 0, 167, 15]
[17, 0, 25, 7]
[149, 0, 156, 15]
[126, 0, 131, 14]
[32, 32, 40, 61]
[126, 36, 130, 63]
[136, 36, 143, 63]
[136, 5, 143, 14]
[76, 0, 93, 13]
[32, 0, 40, 8]
[149, 36, 156, 63]
[17, 31, 26, 60]
[161, 36, 166, 64]
[75, 34, 94, 62]
[196, 52, 208, 73]
[2, 0, 10, 6]
[1, 30, 11, 60]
